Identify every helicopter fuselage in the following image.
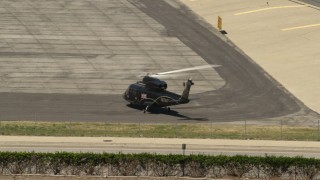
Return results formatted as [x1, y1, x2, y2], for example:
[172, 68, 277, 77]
[123, 82, 189, 108]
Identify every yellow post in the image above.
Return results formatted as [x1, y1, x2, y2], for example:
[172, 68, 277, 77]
[217, 16, 222, 31]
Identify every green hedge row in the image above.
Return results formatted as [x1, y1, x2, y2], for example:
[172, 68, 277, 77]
[0, 152, 319, 179]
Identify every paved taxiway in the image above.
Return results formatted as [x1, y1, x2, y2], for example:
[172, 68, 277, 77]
[1, 136, 320, 158]
[0, 0, 317, 123]
[182, 0, 320, 114]
[0, 0, 223, 95]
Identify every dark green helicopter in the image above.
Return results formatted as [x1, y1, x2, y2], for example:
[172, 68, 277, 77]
[123, 65, 220, 113]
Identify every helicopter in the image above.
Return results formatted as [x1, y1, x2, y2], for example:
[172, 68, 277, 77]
[123, 65, 220, 113]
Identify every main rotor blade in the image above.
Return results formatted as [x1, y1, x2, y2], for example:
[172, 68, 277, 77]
[150, 74, 184, 78]
[154, 64, 221, 76]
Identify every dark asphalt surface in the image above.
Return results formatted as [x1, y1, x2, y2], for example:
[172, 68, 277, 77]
[294, 0, 320, 7]
[0, 0, 317, 123]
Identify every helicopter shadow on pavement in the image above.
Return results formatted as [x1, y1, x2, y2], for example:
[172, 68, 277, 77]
[127, 104, 209, 121]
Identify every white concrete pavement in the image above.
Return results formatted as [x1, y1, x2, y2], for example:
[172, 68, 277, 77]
[1, 136, 320, 158]
[0, 0, 224, 95]
[180, 0, 320, 113]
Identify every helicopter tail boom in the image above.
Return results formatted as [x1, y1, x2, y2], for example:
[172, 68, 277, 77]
[179, 79, 194, 103]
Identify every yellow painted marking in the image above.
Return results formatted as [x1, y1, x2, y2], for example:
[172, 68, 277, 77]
[235, 5, 305, 15]
[282, 24, 320, 31]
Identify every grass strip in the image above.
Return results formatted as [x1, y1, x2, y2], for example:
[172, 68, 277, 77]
[0, 121, 318, 141]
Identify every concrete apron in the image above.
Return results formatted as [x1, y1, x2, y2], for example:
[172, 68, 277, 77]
[180, 0, 320, 113]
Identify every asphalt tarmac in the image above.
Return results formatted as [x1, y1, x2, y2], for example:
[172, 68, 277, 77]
[298, 0, 320, 7]
[0, 0, 317, 123]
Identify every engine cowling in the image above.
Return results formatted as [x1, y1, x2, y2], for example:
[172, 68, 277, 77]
[142, 76, 167, 90]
